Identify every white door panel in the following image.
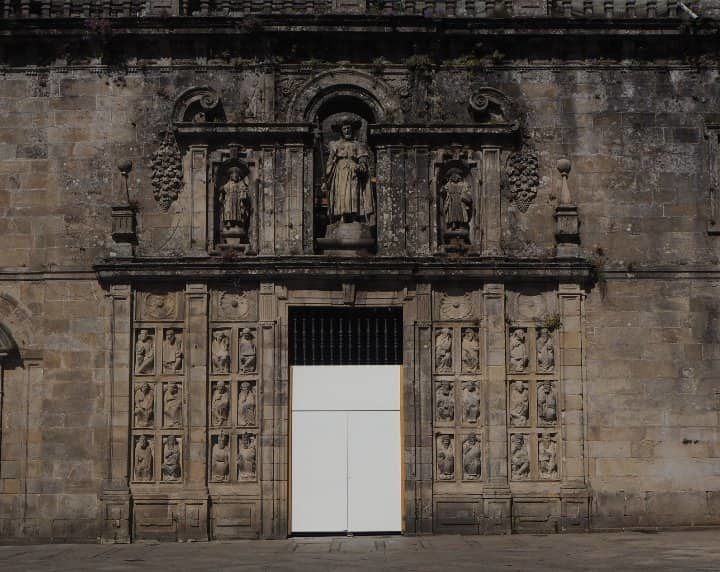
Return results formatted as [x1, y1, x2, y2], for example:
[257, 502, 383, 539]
[347, 410, 402, 532]
[291, 411, 347, 533]
[291, 366, 401, 533]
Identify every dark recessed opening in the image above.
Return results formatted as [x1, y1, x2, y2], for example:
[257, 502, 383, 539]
[289, 306, 403, 366]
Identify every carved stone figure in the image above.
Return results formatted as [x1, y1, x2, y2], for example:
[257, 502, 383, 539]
[162, 328, 184, 373]
[134, 382, 155, 428]
[538, 382, 557, 425]
[238, 328, 257, 373]
[441, 169, 473, 234]
[163, 382, 182, 428]
[219, 166, 252, 245]
[509, 381, 529, 427]
[212, 382, 230, 426]
[238, 432, 257, 481]
[462, 434, 482, 480]
[324, 116, 373, 224]
[461, 328, 480, 372]
[462, 381, 481, 424]
[509, 329, 529, 372]
[435, 328, 453, 372]
[134, 329, 155, 374]
[238, 381, 257, 426]
[211, 433, 230, 482]
[435, 382, 455, 423]
[536, 327, 555, 372]
[510, 433, 530, 480]
[436, 434, 455, 480]
[211, 330, 231, 374]
[133, 435, 153, 482]
[162, 435, 181, 481]
[539, 434, 559, 479]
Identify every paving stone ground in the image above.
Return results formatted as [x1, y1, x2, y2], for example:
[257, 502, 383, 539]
[1, 530, 719, 571]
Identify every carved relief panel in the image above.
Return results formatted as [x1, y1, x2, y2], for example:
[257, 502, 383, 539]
[432, 314, 484, 484]
[132, 290, 185, 485]
[209, 287, 260, 485]
[506, 324, 560, 482]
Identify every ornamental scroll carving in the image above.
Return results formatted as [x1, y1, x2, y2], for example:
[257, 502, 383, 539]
[468, 87, 519, 129]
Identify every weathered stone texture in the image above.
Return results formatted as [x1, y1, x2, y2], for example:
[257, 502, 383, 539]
[0, 10, 719, 542]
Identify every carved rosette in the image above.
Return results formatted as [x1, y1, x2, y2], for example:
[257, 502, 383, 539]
[505, 149, 540, 213]
[151, 130, 184, 212]
[439, 294, 473, 320]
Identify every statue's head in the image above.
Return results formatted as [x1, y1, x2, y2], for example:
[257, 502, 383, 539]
[228, 166, 245, 182]
[446, 168, 463, 183]
[165, 328, 176, 342]
[331, 115, 362, 140]
[139, 328, 150, 341]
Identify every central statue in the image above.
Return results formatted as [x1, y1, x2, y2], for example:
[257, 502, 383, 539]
[324, 115, 374, 224]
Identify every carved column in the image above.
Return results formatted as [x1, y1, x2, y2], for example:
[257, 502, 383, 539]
[406, 146, 432, 256]
[259, 146, 276, 255]
[258, 283, 283, 537]
[189, 146, 208, 255]
[413, 284, 433, 533]
[183, 283, 209, 542]
[558, 283, 590, 532]
[376, 145, 407, 256]
[481, 148, 502, 256]
[284, 144, 305, 255]
[482, 283, 511, 534]
[101, 284, 132, 543]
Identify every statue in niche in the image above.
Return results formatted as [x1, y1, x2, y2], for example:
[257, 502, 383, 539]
[435, 382, 455, 423]
[462, 381, 480, 424]
[435, 328, 453, 372]
[317, 115, 375, 254]
[135, 329, 155, 374]
[212, 330, 231, 374]
[162, 435, 181, 481]
[238, 381, 257, 426]
[238, 432, 257, 481]
[238, 328, 257, 373]
[218, 165, 252, 247]
[436, 434, 455, 480]
[441, 168, 473, 249]
[536, 327, 555, 373]
[538, 382, 557, 425]
[509, 329, 529, 372]
[509, 381, 529, 427]
[212, 382, 230, 426]
[462, 434, 482, 480]
[211, 433, 230, 482]
[134, 382, 154, 428]
[461, 328, 480, 372]
[539, 434, 558, 479]
[510, 434, 530, 480]
[133, 435, 153, 482]
[162, 328, 184, 373]
[164, 383, 182, 428]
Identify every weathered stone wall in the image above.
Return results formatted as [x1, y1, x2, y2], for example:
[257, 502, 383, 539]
[0, 15, 719, 541]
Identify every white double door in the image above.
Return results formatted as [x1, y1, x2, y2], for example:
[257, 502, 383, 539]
[291, 365, 402, 533]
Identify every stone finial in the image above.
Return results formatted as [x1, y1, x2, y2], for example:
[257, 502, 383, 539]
[118, 159, 133, 203]
[557, 158, 572, 205]
[112, 159, 137, 253]
[554, 157, 579, 257]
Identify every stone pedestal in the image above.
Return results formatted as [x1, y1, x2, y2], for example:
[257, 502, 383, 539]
[316, 221, 375, 255]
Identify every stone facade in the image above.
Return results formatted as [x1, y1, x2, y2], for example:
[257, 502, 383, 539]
[0, 1, 719, 542]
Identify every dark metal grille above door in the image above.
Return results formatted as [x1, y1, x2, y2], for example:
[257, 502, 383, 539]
[289, 307, 403, 366]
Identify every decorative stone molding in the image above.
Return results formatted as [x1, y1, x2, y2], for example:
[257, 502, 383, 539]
[469, 87, 519, 130]
[172, 86, 225, 124]
[504, 148, 540, 213]
[151, 130, 184, 212]
[705, 123, 720, 235]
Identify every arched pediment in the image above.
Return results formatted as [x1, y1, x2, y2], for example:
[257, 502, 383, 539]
[172, 86, 226, 124]
[468, 86, 520, 129]
[286, 69, 403, 123]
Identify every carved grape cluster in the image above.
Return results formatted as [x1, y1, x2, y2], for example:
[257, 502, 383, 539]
[505, 149, 540, 213]
[151, 130, 183, 212]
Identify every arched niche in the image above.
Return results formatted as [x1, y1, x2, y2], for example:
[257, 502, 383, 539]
[286, 69, 403, 124]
